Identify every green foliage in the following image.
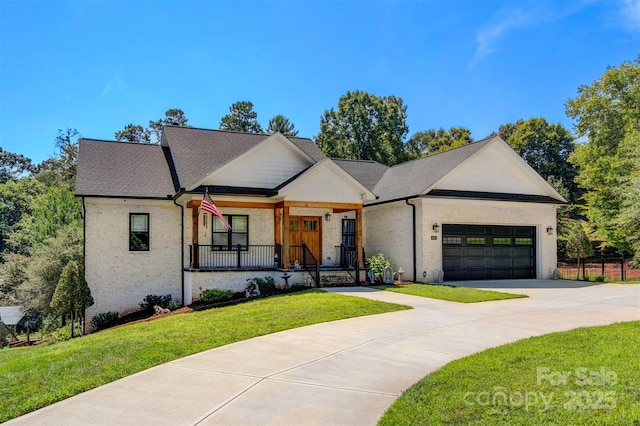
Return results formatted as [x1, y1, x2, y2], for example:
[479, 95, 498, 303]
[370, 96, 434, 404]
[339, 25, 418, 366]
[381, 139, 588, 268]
[115, 123, 150, 143]
[219, 101, 264, 133]
[8, 185, 82, 255]
[0, 291, 409, 422]
[0, 253, 29, 305]
[0, 178, 43, 256]
[139, 294, 173, 312]
[200, 288, 233, 303]
[316, 90, 408, 166]
[566, 56, 640, 255]
[147, 108, 189, 142]
[168, 301, 182, 311]
[0, 148, 33, 183]
[565, 221, 594, 260]
[366, 252, 391, 283]
[27, 224, 84, 317]
[267, 114, 298, 136]
[90, 312, 120, 332]
[499, 117, 578, 202]
[50, 260, 94, 336]
[33, 128, 80, 186]
[402, 127, 473, 160]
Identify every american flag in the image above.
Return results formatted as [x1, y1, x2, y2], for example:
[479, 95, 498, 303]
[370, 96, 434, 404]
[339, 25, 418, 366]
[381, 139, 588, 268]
[200, 191, 231, 230]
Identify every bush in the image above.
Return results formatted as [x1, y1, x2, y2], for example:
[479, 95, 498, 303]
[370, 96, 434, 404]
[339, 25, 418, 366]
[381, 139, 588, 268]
[201, 289, 233, 303]
[594, 275, 605, 282]
[246, 276, 276, 297]
[139, 294, 173, 312]
[90, 311, 120, 331]
[168, 301, 182, 311]
[366, 252, 392, 283]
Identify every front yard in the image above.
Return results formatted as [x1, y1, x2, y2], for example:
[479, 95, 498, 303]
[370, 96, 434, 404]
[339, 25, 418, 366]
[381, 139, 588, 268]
[0, 290, 409, 423]
[374, 283, 527, 302]
[379, 320, 640, 425]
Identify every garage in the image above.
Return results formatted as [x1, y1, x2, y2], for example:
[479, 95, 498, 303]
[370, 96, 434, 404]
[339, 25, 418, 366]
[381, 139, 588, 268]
[442, 224, 535, 280]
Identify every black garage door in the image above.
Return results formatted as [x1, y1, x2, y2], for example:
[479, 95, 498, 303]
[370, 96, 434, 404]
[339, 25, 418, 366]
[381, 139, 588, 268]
[442, 224, 535, 280]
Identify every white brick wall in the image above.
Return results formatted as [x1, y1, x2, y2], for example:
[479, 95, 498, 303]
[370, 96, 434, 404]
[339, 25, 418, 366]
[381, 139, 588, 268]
[84, 198, 182, 323]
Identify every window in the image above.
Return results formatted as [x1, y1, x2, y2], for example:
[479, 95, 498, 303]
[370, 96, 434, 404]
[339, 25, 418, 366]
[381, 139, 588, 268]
[515, 237, 533, 246]
[493, 237, 511, 245]
[212, 215, 248, 250]
[129, 213, 149, 251]
[443, 236, 462, 245]
[466, 237, 486, 245]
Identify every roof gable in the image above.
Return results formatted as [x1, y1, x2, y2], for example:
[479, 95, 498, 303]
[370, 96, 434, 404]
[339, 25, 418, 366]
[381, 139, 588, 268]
[279, 159, 376, 203]
[429, 137, 566, 201]
[370, 137, 492, 203]
[192, 133, 315, 190]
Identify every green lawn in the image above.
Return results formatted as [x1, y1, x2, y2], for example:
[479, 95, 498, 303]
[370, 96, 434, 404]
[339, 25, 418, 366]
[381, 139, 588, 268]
[380, 321, 640, 425]
[0, 290, 409, 423]
[374, 283, 527, 303]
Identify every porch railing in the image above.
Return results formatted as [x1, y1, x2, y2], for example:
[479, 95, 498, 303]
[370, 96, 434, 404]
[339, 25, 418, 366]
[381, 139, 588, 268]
[338, 244, 360, 284]
[290, 243, 320, 287]
[190, 244, 280, 269]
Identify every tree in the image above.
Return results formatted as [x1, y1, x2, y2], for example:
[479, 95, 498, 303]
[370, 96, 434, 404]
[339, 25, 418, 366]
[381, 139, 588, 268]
[148, 108, 189, 143]
[403, 127, 473, 160]
[316, 91, 408, 166]
[565, 56, 640, 254]
[0, 178, 43, 257]
[50, 260, 93, 337]
[565, 221, 594, 280]
[498, 118, 578, 202]
[31, 128, 80, 187]
[267, 114, 298, 136]
[219, 101, 263, 133]
[0, 148, 33, 183]
[114, 124, 150, 143]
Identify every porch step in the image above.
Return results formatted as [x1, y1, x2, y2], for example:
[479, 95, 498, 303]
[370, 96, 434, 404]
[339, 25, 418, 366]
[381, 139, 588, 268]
[318, 270, 357, 287]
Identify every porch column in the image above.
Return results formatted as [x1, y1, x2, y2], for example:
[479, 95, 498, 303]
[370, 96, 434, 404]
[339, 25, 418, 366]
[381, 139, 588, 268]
[282, 205, 290, 269]
[191, 202, 200, 268]
[355, 206, 364, 268]
[274, 206, 282, 267]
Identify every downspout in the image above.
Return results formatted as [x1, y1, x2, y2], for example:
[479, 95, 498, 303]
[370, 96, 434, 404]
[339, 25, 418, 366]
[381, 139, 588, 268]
[173, 190, 185, 307]
[405, 199, 417, 282]
[81, 196, 87, 333]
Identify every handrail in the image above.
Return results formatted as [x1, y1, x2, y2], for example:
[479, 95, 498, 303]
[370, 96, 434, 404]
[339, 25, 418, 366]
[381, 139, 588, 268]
[301, 243, 320, 287]
[340, 244, 359, 285]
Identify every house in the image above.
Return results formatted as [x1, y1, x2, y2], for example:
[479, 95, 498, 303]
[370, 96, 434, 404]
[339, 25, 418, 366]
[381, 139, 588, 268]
[75, 127, 565, 323]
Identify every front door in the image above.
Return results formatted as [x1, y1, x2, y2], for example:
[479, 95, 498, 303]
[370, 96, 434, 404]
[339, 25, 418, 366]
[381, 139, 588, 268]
[289, 216, 321, 266]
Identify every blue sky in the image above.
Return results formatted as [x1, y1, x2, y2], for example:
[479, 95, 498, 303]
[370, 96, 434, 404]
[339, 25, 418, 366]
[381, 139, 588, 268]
[1, 0, 638, 164]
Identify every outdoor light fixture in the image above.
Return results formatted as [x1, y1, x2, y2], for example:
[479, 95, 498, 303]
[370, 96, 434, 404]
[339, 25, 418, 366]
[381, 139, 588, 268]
[325, 212, 331, 221]
[432, 223, 440, 233]
[546, 226, 554, 235]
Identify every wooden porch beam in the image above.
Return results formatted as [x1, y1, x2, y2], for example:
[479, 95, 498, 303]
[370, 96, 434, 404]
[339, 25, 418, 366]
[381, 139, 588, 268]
[355, 206, 364, 269]
[191, 205, 199, 268]
[186, 200, 275, 209]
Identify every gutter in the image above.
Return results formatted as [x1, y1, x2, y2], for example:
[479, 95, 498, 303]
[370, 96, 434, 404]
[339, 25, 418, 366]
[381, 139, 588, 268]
[172, 189, 186, 307]
[405, 199, 417, 282]
[363, 195, 419, 282]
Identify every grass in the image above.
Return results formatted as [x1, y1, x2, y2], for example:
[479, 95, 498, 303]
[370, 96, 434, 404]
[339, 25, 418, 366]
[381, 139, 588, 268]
[373, 283, 527, 303]
[379, 321, 640, 425]
[0, 290, 409, 422]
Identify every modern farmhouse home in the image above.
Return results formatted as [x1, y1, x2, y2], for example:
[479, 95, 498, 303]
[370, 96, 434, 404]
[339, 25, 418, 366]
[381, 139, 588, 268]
[75, 126, 565, 322]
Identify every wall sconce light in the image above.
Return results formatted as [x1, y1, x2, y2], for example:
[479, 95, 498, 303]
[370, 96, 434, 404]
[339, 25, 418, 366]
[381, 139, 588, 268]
[325, 212, 331, 221]
[546, 226, 554, 235]
[432, 223, 440, 233]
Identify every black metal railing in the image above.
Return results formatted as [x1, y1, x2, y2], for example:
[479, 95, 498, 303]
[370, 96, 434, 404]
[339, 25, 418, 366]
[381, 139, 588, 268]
[289, 243, 320, 286]
[339, 244, 360, 284]
[190, 244, 279, 269]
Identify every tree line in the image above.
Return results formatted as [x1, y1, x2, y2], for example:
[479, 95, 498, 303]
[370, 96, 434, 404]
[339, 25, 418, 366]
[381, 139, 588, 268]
[0, 55, 638, 338]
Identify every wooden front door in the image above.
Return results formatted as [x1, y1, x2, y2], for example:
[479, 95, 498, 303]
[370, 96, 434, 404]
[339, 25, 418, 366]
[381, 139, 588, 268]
[289, 216, 321, 266]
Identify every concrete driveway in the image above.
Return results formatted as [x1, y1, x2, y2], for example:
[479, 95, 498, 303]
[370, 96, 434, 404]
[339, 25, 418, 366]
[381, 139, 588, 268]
[7, 281, 640, 426]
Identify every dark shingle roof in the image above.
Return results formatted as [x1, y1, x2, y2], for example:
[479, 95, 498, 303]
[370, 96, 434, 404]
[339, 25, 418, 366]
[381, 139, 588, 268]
[369, 137, 495, 203]
[75, 139, 176, 198]
[332, 159, 389, 192]
[163, 126, 325, 189]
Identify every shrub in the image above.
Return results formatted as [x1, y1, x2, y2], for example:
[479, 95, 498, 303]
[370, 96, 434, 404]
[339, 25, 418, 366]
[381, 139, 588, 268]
[139, 294, 172, 312]
[90, 311, 120, 331]
[366, 252, 392, 283]
[594, 275, 605, 282]
[246, 276, 276, 297]
[168, 301, 182, 311]
[201, 289, 233, 303]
